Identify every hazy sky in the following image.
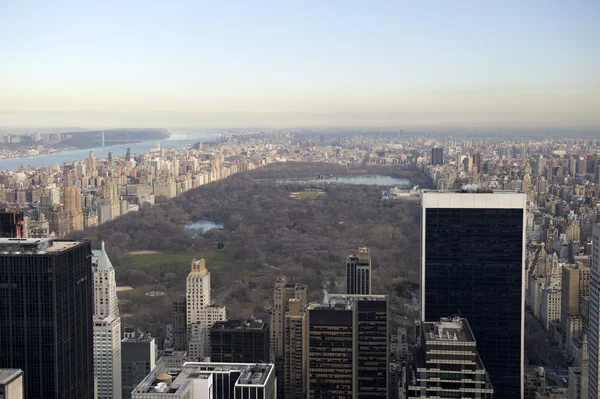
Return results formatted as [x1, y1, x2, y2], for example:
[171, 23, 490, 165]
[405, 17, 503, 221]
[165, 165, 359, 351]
[1, 0, 599, 129]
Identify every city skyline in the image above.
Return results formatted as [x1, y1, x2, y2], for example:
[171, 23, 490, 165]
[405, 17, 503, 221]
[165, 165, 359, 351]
[1, 1, 599, 129]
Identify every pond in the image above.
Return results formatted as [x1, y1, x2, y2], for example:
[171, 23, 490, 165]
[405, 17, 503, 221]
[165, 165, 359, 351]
[278, 175, 410, 186]
[185, 220, 224, 232]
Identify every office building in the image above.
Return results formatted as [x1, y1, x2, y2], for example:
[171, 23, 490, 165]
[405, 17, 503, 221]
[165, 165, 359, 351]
[210, 319, 270, 364]
[421, 190, 526, 398]
[431, 147, 444, 165]
[92, 242, 122, 399]
[561, 263, 590, 345]
[172, 295, 187, 351]
[307, 294, 388, 399]
[121, 331, 157, 399]
[0, 238, 94, 399]
[407, 317, 494, 398]
[473, 152, 482, 173]
[0, 369, 23, 399]
[540, 288, 561, 331]
[186, 259, 226, 361]
[285, 298, 308, 399]
[64, 186, 84, 232]
[270, 276, 307, 398]
[589, 224, 600, 397]
[0, 210, 23, 238]
[131, 362, 275, 399]
[346, 247, 372, 295]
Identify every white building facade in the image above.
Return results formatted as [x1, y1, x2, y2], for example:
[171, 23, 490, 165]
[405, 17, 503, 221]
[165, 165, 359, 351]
[92, 242, 122, 399]
[186, 259, 226, 360]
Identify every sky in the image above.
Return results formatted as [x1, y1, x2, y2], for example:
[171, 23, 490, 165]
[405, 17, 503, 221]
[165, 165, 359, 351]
[0, 0, 599, 129]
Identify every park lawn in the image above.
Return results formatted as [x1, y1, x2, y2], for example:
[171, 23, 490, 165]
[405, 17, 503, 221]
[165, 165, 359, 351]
[124, 251, 234, 268]
[290, 190, 325, 200]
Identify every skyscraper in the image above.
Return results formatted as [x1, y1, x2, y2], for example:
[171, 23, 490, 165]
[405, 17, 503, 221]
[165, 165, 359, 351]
[210, 319, 270, 363]
[588, 224, 600, 397]
[407, 317, 494, 398]
[285, 298, 308, 399]
[92, 241, 122, 399]
[421, 190, 526, 399]
[346, 247, 371, 295]
[473, 152, 482, 174]
[121, 329, 156, 399]
[64, 185, 84, 232]
[431, 147, 444, 165]
[0, 210, 24, 238]
[172, 295, 188, 351]
[0, 238, 94, 399]
[186, 259, 226, 361]
[307, 294, 388, 399]
[270, 276, 307, 399]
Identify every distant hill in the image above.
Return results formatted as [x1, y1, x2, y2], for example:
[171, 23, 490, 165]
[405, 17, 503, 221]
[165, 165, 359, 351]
[63, 128, 170, 149]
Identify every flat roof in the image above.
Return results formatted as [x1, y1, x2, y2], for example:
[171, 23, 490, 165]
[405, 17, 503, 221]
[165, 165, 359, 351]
[0, 369, 23, 385]
[421, 317, 475, 343]
[422, 190, 526, 209]
[211, 319, 268, 331]
[133, 362, 274, 394]
[0, 238, 87, 254]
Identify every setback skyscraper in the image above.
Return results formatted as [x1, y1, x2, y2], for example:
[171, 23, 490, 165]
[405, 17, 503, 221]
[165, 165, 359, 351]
[92, 241, 122, 399]
[407, 317, 494, 398]
[0, 238, 94, 399]
[270, 276, 307, 399]
[421, 190, 526, 399]
[186, 258, 226, 360]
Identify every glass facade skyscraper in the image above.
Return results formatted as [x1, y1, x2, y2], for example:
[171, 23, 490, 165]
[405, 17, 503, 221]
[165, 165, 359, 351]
[308, 295, 388, 399]
[0, 238, 94, 399]
[421, 191, 526, 399]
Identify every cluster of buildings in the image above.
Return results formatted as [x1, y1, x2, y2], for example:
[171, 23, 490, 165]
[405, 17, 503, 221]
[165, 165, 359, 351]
[0, 131, 599, 398]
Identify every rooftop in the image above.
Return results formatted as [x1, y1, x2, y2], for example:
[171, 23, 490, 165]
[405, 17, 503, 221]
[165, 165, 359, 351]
[0, 238, 87, 254]
[211, 319, 268, 331]
[133, 362, 274, 394]
[0, 369, 23, 385]
[422, 317, 475, 343]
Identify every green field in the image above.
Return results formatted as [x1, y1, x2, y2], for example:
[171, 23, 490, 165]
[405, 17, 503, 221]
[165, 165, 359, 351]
[124, 251, 234, 268]
[290, 190, 325, 199]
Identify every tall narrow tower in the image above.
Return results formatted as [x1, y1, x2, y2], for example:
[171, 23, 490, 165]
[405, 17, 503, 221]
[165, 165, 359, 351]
[588, 224, 600, 397]
[270, 276, 307, 399]
[421, 190, 526, 399]
[186, 259, 226, 360]
[346, 247, 371, 295]
[92, 241, 122, 399]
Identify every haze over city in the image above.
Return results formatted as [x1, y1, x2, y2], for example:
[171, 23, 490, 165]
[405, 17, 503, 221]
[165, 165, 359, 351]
[1, 0, 599, 129]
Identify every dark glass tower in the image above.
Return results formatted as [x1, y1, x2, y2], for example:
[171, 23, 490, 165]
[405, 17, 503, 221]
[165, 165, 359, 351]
[210, 319, 270, 363]
[356, 298, 388, 398]
[308, 306, 354, 399]
[308, 295, 389, 399]
[431, 147, 444, 165]
[346, 247, 371, 295]
[0, 238, 94, 399]
[421, 191, 526, 399]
